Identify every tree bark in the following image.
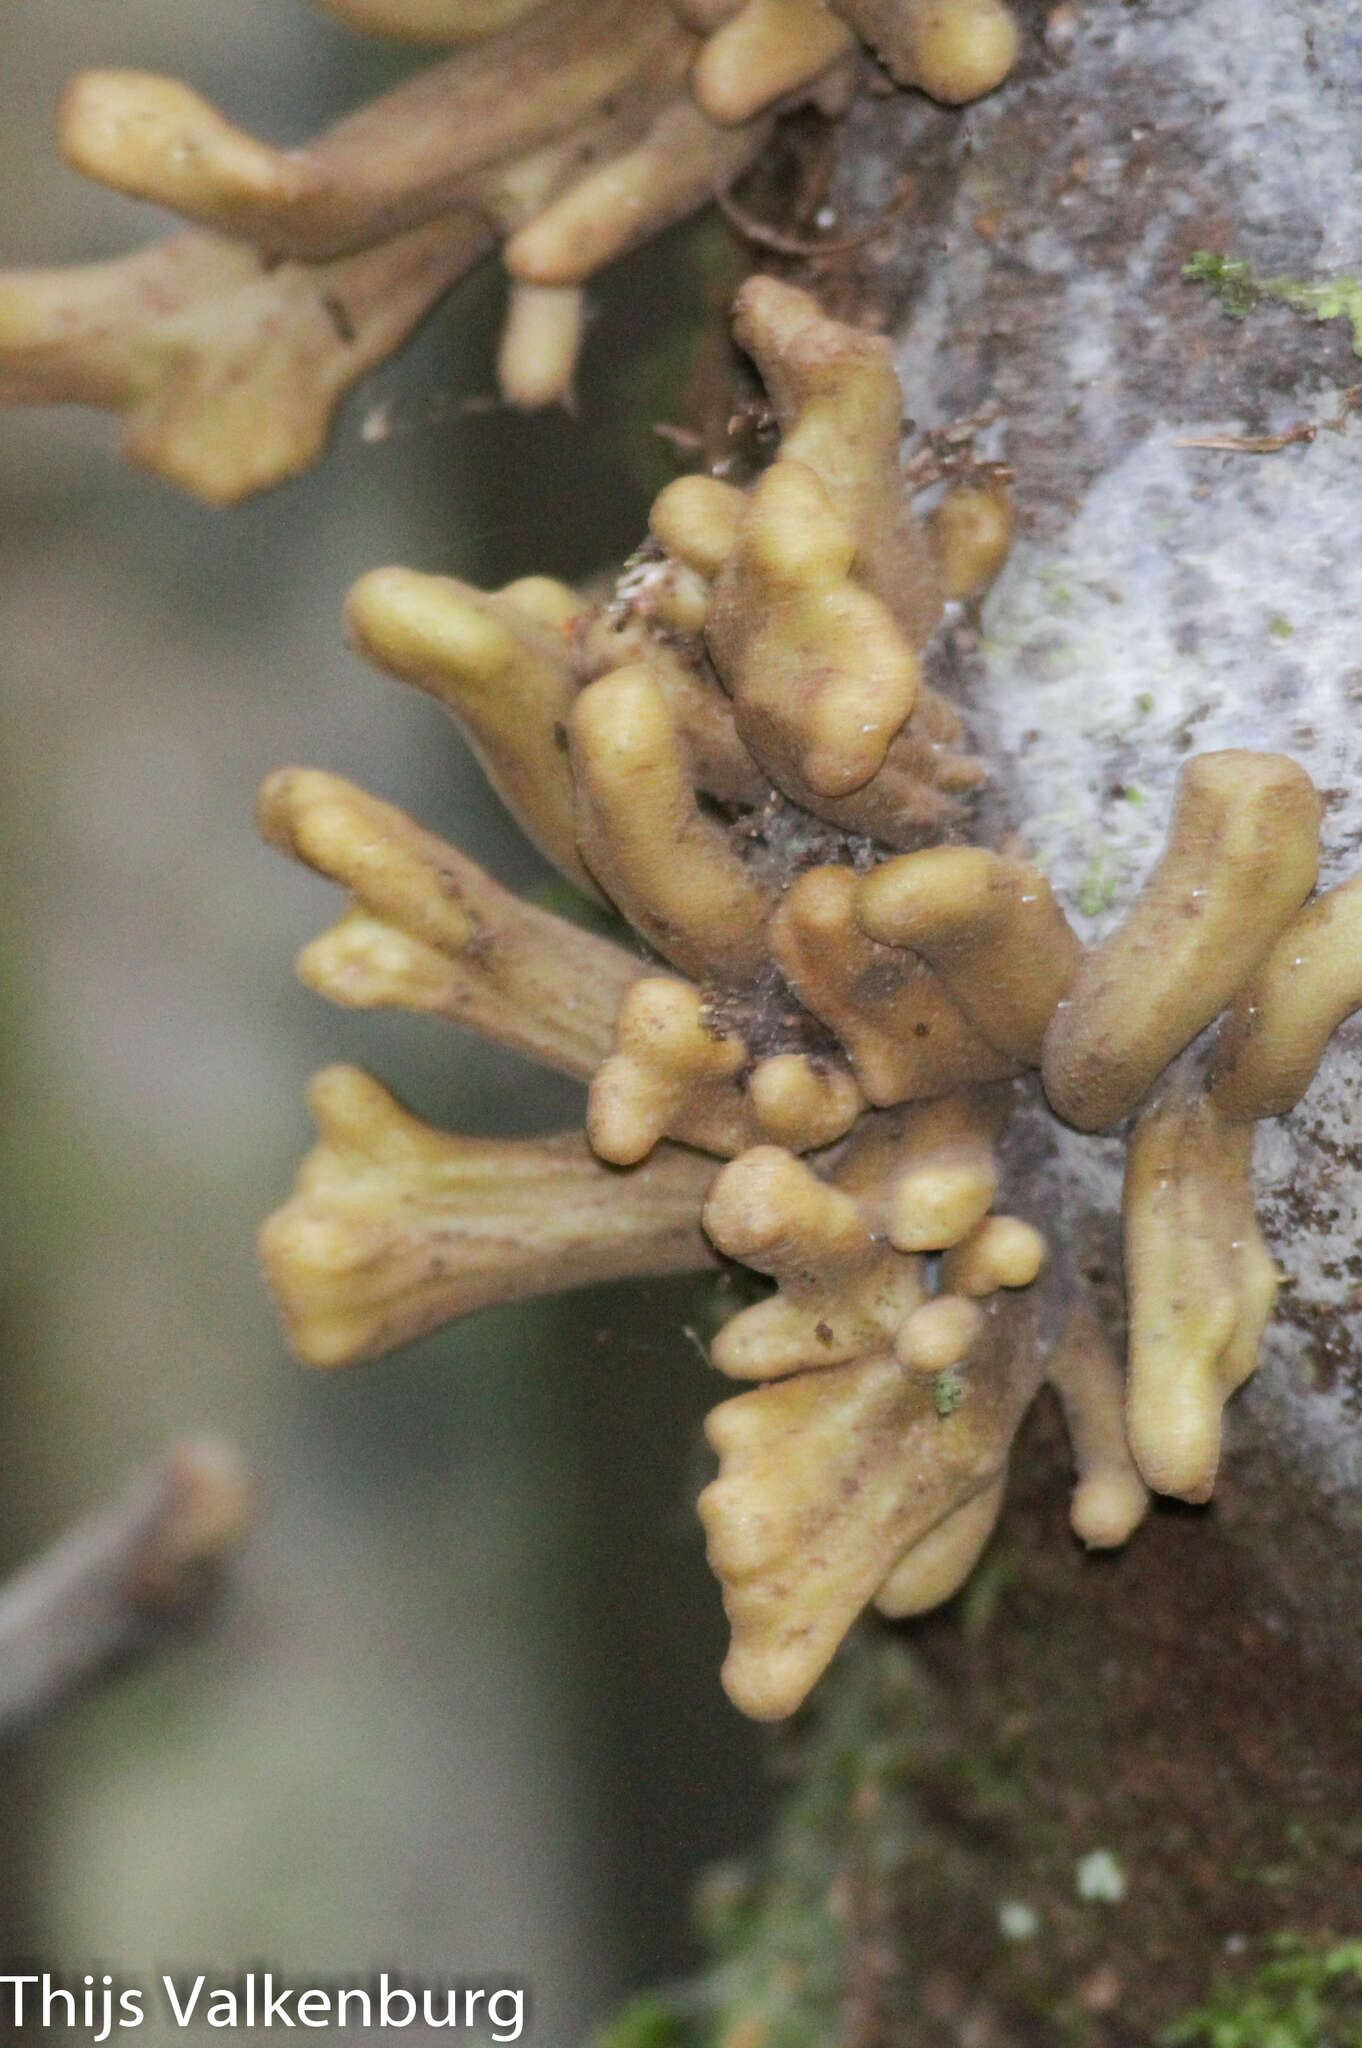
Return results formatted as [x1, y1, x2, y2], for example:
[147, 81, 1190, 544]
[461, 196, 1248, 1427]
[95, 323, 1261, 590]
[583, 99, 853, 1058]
[610, 4, 1362, 2040]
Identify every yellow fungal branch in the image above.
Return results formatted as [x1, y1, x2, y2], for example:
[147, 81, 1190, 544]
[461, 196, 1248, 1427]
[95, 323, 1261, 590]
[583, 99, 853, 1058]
[1042, 750, 1322, 1132]
[588, 977, 753, 1165]
[929, 480, 1016, 600]
[893, 1293, 985, 1375]
[834, 0, 1019, 103]
[1123, 1082, 1277, 1503]
[856, 845, 1081, 1065]
[940, 1212, 1046, 1296]
[569, 664, 778, 983]
[698, 1297, 1041, 1720]
[1210, 871, 1362, 1121]
[257, 768, 643, 1077]
[345, 566, 596, 900]
[1044, 1308, 1149, 1549]
[702, 1143, 928, 1379]
[729, 276, 945, 648]
[0, 0, 1020, 500]
[706, 458, 923, 802]
[261, 1066, 718, 1367]
[588, 977, 864, 1165]
[767, 866, 1017, 1106]
[876, 1088, 1010, 1252]
[255, 277, 1362, 1721]
[691, 0, 856, 124]
[871, 1475, 1005, 1617]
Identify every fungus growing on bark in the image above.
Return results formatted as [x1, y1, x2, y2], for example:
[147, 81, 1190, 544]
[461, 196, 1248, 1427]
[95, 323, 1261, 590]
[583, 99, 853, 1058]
[1122, 1081, 1277, 1503]
[1041, 751, 1322, 1132]
[257, 278, 1362, 1720]
[0, 0, 1019, 501]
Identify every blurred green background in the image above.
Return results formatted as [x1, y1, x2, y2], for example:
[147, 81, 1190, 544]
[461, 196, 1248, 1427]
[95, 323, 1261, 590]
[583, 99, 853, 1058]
[0, 3, 764, 2036]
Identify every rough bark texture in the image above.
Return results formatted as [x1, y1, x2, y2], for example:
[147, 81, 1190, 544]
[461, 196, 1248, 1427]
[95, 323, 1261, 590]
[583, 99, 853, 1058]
[620, 3, 1362, 2040]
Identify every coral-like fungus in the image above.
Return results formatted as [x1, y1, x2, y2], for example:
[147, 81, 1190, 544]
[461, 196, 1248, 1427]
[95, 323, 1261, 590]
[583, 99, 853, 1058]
[0, 0, 1018, 501]
[261, 278, 1362, 1722]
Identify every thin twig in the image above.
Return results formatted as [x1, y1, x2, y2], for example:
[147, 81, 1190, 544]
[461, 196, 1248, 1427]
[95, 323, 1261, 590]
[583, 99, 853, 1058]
[0, 1440, 250, 1740]
[1177, 384, 1362, 455]
[1176, 423, 1319, 454]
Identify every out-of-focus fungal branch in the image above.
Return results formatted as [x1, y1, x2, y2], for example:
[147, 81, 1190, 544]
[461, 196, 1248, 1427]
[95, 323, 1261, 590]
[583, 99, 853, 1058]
[834, 0, 1018, 102]
[0, 217, 493, 505]
[0, 0, 1021, 498]
[58, 5, 694, 261]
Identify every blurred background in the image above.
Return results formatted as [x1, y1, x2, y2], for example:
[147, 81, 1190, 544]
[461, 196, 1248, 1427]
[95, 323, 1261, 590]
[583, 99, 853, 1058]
[0, 3, 766, 2035]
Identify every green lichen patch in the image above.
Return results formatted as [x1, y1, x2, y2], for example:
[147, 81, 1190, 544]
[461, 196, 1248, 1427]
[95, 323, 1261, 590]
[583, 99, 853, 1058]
[1183, 251, 1362, 356]
[934, 1365, 965, 1416]
[593, 1996, 692, 2048]
[1183, 251, 1263, 320]
[1161, 1934, 1362, 2048]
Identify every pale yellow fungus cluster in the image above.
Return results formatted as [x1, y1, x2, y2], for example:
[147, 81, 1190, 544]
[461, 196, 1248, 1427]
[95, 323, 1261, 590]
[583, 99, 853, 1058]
[0, 0, 1018, 502]
[30, 29, 1281, 1720]
[241, 280, 1133, 1723]
[14, 0, 1351, 1738]
[256, 271, 1362, 1716]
